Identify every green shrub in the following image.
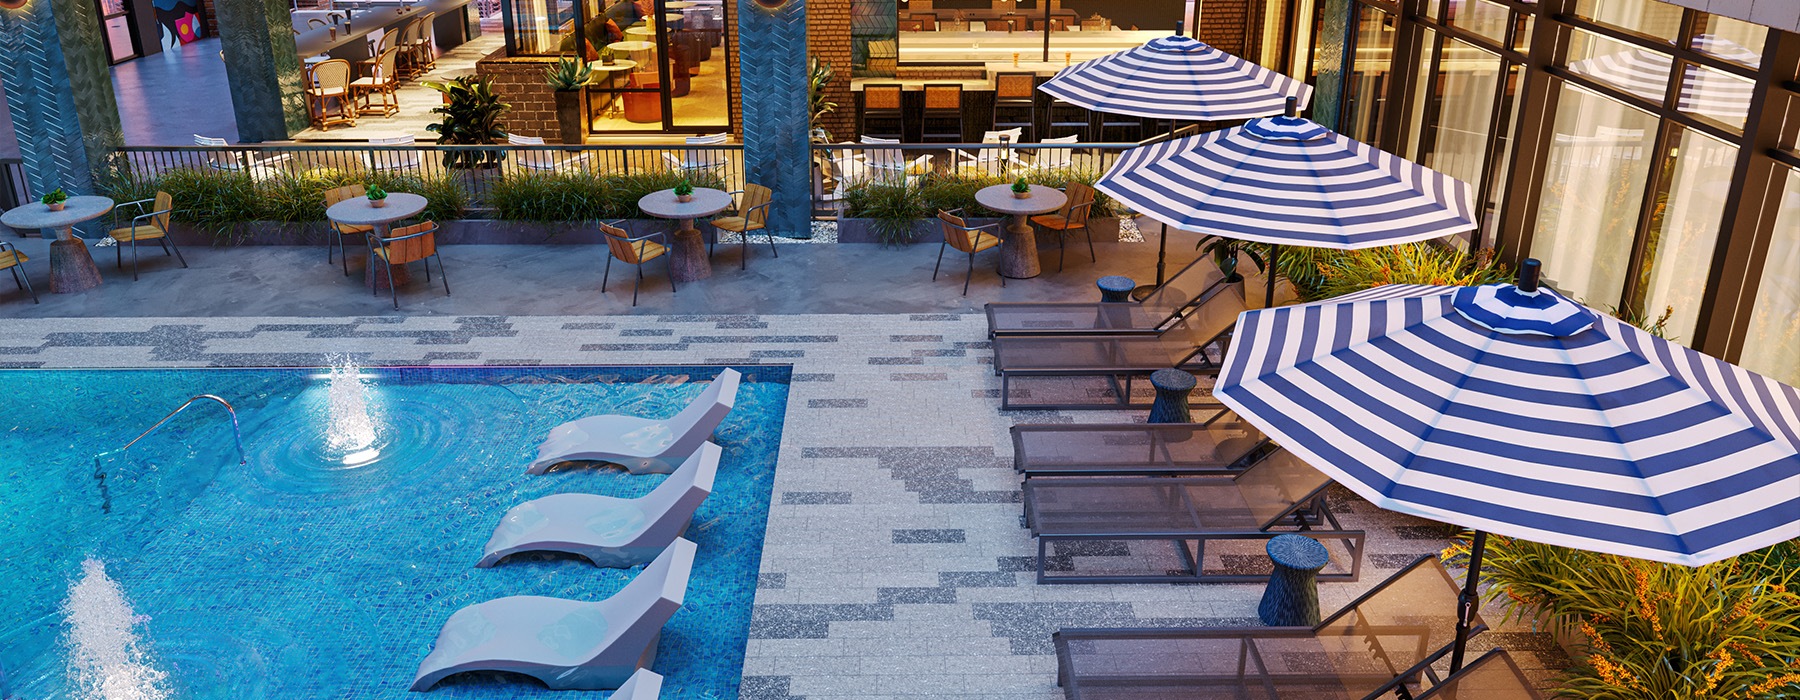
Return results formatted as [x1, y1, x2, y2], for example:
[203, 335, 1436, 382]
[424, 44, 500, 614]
[843, 168, 1118, 246]
[1275, 243, 1511, 301]
[843, 181, 925, 246]
[100, 167, 471, 244]
[1448, 537, 1800, 699]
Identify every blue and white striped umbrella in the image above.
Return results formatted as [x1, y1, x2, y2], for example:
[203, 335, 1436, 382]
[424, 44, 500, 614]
[1038, 36, 1313, 121]
[1097, 116, 1480, 248]
[1215, 279, 1800, 567]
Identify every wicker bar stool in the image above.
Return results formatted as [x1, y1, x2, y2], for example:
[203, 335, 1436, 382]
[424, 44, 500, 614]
[991, 72, 1037, 142]
[920, 83, 965, 143]
[860, 84, 904, 140]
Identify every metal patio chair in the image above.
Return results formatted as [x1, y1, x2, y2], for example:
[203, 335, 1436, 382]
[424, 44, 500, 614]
[0, 240, 37, 303]
[599, 219, 675, 306]
[1032, 180, 1098, 272]
[106, 191, 187, 281]
[933, 208, 1005, 296]
[323, 184, 374, 275]
[709, 183, 778, 269]
[366, 220, 449, 309]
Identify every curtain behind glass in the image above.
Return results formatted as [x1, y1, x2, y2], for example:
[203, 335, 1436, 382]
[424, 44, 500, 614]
[1635, 127, 1735, 341]
[1740, 169, 1800, 385]
[1532, 84, 1657, 307]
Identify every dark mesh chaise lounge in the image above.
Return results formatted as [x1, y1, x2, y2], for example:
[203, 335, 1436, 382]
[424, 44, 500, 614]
[1023, 449, 1364, 583]
[1052, 554, 1484, 699]
[1415, 650, 1544, 699]
[1012, 416, 1272, 478]
[992, 283, 1247, 410]
[984, 256, 1224, 337]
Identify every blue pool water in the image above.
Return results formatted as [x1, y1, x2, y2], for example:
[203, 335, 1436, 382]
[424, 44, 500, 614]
[0, 366, 789, 699]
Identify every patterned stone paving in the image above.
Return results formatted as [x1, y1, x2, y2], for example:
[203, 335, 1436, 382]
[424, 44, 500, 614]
[0, 313, 1569, 698]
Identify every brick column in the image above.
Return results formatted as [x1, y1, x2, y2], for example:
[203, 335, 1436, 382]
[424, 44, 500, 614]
[0, 0, 124, 195]
[215, 0, 308, 141]
[1197, 0, 1252, 56]
[806, 0, 853, 142]
[738, 0, 809, 235]
[477, 51, 560, 139]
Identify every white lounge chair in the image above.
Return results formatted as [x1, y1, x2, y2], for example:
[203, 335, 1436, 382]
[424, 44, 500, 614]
[508, 133, 592, 172]
[614, 668, 663, 699]
[662, 133, 730, 175]
[481, 442, 720, 568]
[410, 538, 697, 692]
[528, 369, 741, 475]
[956, 128, 1023, 175]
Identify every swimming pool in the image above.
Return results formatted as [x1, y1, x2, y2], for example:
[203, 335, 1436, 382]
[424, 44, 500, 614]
[0, 365, 789, 699]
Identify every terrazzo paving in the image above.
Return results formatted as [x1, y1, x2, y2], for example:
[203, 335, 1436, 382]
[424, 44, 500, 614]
[0, 313, 1569, 698]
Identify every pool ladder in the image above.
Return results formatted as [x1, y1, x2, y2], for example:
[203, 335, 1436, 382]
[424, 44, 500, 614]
[91, 394, 247, 513]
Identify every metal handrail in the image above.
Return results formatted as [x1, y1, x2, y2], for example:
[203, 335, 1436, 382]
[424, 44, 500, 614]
[91, 395, 247, 513]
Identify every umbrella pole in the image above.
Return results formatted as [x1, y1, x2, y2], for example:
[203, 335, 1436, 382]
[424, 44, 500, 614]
[1449, 530, 1488, 674]
[1131, 221, 1170, 301]
[1266, 244, 1279, 308]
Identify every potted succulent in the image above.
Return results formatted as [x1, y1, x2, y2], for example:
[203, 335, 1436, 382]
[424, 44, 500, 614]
[1011, 177, 1031, 199]
[366, 184, 389, 208]
[41, 188, 68, 212]
[673, 180, 695, 203]
[544, 56, 592, 146]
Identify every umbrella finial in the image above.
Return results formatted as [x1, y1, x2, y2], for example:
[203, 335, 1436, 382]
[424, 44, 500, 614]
[1518, 258, 1542, 293]
[1284, 96, 1297, 118]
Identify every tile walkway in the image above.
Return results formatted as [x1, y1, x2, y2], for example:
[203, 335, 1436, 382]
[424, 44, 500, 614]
[0, 312, 1570, 698]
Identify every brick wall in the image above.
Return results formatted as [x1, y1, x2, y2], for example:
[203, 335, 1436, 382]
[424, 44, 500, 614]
[477, 50, 561, 139]
[201, 0, 218, 39]
[806, 0, 854, 142]
[1197, 0, 1253, 57]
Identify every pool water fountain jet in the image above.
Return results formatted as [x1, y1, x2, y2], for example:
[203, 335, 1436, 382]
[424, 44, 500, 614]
[324, 357, 380, 466]
[63, 558, 167, 700]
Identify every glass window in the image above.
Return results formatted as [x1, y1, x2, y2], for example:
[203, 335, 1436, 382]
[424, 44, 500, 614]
[1739, 168, 1800, 385]
[1572, 0, 1682, 41]
[1632, 127, 1736, 341]
[1567, 29, 1673, 108]
[1051, 0, 1185, 63]
[855, 0, 898, 77]
[1444, 0, 1509, 44]
[582, 0, 730, 133]
[1409, 38, 1504, 245]
[1342, 4, 1396, 143]
[1678, 62, 1754, 130]
[1692, 14, 1765, 67]
[1531, 84, 1658, 307]
[1512, 11, 1531, 53]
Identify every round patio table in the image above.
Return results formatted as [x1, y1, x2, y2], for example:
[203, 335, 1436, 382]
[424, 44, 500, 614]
[1, 196, 114, 294]
[327, 191, 427, 291]
[638, 188, 732, 282]
[976, 184, 1066, 279]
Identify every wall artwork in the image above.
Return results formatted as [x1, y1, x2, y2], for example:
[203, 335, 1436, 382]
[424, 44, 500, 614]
[153, 0, 202, 49]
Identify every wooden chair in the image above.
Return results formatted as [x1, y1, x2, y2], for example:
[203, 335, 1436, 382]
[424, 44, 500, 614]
[306, 58, 357, 130]
[1031, 181, 1098, 272]
[600, 220, 675, 306]
[917, 14, 937, 30]
[352, 47, 401, 117]
[366, 220, 449, 309]
[860, 84, 904, 141]
[920, 83, 964, 143]
[323, 184, 374, 275]
[106, 191, 186, 281]
[984, 18, 1014, 31]
[934, 208, 1005, 296]
[401, 14, 435, 77]
[624, 72, 663, 123]
[0, 240, 37, 303]
[709, 183, 778, 269]
[898, 18, 923, 31]
[357, 26, 400, 76]
[992, 72, 1037, 142]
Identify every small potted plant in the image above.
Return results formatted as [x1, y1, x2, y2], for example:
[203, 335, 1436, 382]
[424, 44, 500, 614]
[674, 180, 695, 203]
[41, 188, 68, 212]
[367, 184, 389, 208]
[1011, 177, 1031, 199]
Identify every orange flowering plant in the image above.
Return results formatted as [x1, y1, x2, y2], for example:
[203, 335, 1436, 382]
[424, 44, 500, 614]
[1444, 536, 1800, 699]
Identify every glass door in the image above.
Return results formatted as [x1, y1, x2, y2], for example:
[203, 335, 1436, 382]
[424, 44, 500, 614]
[96, 0, 139, 63]
[586, 0, 729, 134]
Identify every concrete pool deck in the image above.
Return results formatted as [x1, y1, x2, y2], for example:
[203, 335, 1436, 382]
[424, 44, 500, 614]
[0, 235, 1568, 697]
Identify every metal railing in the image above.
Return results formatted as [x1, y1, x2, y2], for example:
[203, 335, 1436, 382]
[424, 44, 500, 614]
[91, 394, 246, 514]
[104, 140, 1142, 220]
